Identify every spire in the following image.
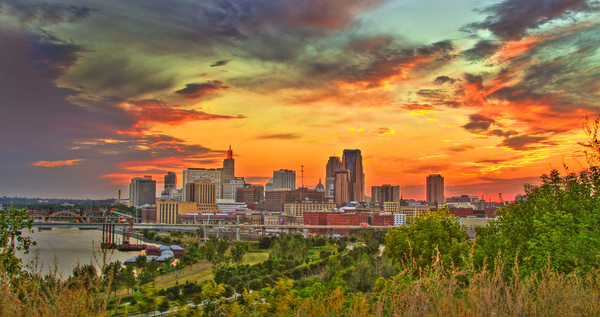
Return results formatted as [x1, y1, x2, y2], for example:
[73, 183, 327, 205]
[227, 145, 233, 159]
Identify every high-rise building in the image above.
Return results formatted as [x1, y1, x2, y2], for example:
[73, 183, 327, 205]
[222, 178, 245, 200]
[185, 179, 220, 213]
[181, 146, 237, 201]
[221, 145, 235, 185]
[334, 169, 350, 208]
[163, 171, 177, 191]
[371, 185, 400, 204]
[129, 176, 156, 207]
[273, 169, 296, 190]
[426, 174, 445, 205]
[342, 149, 364, 202]
[325, 156, 342, 200]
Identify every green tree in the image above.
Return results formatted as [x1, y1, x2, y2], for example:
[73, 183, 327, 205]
[386, 208, 469, 271]
[230, 242, 249, 266]
[157, 300, 170, 315]
[0, 206, 36, 277]
[135, 255, 147, 269]
[122, 265, 137, 294]
[474, 168, 600, 276]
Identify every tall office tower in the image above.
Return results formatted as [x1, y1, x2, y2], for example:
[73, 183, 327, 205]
[164, 171, 177, 191]
[342, 149, 364, 202]
[426, 174, 445, 205]
[273, 169, 296, 190]
[325, 156, 342, 200]
[129, 176, 157, 207]
[221, 145, 235, 186]
[371, 185, 400, 204]
[185, 179, 220, 213]
[182, 168, 221, 201]
[334, 169, 350, 207]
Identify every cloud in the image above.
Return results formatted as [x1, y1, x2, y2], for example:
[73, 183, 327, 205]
[499, 135, 555, 151]
[32, 159, 83, 167]
[175, 80, 229, 101]
[0, 1, 96, 27]
[446, 145, 474, 153]
[433, 76, 457, 85]
[125, 99, 245, 127]
[463, 114, 496, 132]
[210, 59, 231, 67]
[256, 133, 301, 140]
[463, 0, 599, 41]
[30, 34, 88, 80]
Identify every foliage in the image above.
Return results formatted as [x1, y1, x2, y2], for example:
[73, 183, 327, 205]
[474, 168, 600, 276]
[0, 206, 36, 277]
[230, 242, 249, 266]
[386, 208, 469, 271]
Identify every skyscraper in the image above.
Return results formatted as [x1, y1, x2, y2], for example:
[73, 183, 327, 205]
[164, 171, 177, 191]
[371, 185, 400, 204]
[325, 156, 342, 200]
[334, 169, 350, 207]
[426, 174, 445, 205]
[273, 169, 296, 190]
[129, 176, 156, 207]
[342, 149, 364, 202]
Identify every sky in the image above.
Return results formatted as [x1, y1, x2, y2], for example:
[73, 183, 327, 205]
[1, 0, 599, 201]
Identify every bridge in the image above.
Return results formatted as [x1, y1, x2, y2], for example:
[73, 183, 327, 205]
[32, 218, 490, 240]
[28, 211, 133, 223]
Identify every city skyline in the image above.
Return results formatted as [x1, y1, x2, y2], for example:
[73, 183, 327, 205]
[1, 0, 599, 200]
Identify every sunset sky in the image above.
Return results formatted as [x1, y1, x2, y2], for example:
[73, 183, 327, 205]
[1, 0, 599, 201]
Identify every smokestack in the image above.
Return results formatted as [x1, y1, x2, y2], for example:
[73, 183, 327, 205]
[118, 190, 121, 204]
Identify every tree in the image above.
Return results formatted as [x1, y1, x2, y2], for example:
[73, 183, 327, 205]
[230, 243, 249, 266]
[474, 168, 600, 276]
[157, 300, 170, 315]
[122, 265, 137, 294]
[0, 206, 36, 277]
[135, 255, 147, 269]
[386, 208, 469, 271]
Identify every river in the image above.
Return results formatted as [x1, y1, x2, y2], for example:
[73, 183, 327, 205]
[15, 228, 155, 277]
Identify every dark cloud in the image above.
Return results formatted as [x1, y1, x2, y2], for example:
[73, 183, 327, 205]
[62, 56, 177, 99]
[405, 163, 452, 174]
[433, 76, 457, 85]
[416, 89, 448, 99]
[126, 99, 246, 126]
[256, 133, 301, 140]
[402, 103, 437, 111]
[0, 1, 96, 27]
[210, 59, 231, 67]
[462, 40, 501, 62]
[463, 0, 599, 40]
[30, 35, 88, 80]
[463, 114, 495, 132]
[295, 40, 456, 92]
[499, 135, 554, 150]
[446, 145, 474, 153]
[174, 80, 229, 101]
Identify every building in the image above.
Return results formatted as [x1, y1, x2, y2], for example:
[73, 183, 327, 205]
[371, 185, 400, 204]
[265, 188, 326, 212]
[426, 174, 445, 205]
[236, 185, 264, 203]
[371, 214, 394, 226]
[157, 201, 197, 224]
[129, 176, 156, 207]
[334, 169, 350, 208]
[222, 178, 245, 200]
[342, 149, 365, 202]
[164, 171, 177, 191]
[273, 169, 296, 190]
[315, 179, 325, 192]
[394, 214, 407, 226]
[325, 156, 342, 200]
[182, 146, 238, 201]
[141, 205, 157, 223]
[384, 202, 432, 220]
[283, 202, 336, 217]
[185, 179, 220, 212]
[182, 168, 221, 201]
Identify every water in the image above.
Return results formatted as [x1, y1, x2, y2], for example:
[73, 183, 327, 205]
[15, 228, 153, 277]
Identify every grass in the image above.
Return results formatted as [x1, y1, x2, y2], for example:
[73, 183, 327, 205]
[155, 250, 269, 289]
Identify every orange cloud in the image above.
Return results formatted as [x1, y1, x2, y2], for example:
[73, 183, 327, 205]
[33, 159, 82, 167]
